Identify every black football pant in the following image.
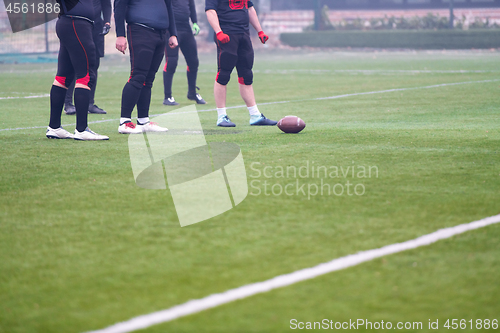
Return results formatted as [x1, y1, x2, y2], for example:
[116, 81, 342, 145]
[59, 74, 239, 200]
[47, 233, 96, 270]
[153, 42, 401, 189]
[50, 16, 96, 132]
[214, 31, 254, 86]
[163, 29, 199, 99]
[121, 24, 166, 119]
[65, 21, 105, 106]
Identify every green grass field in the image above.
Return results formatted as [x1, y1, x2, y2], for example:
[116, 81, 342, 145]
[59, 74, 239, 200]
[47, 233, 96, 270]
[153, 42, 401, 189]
[1, 49, 499, 333]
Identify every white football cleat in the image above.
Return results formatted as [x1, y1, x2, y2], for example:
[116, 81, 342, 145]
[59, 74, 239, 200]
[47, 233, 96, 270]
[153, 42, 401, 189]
[46, 126, 74, 139]
[74, 127, 109, 141]
[137, 121, 168, 133]
[118, 121, 142, 134]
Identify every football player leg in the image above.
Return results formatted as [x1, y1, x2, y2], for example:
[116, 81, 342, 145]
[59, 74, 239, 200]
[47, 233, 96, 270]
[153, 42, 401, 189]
[63, 79, 76, 115]
[137, 36, 168, 133]
[68, 19, 107, 140]
[181, 31, 206, 104]
[88, 27, 107, 114]
[48, 41, 75, 139]
[214, 35, 238, 127]
[163, 33, 180, 106]
[119, 25, 156, 134]
[235, 33, 276, 126]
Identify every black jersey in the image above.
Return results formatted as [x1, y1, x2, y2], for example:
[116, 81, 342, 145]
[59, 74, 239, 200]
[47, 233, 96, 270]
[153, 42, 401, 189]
[172, 0, 197, 32]
[57, 0, 95, 20]
[114, 0, 178, 37]
[205, 0, 254, 34]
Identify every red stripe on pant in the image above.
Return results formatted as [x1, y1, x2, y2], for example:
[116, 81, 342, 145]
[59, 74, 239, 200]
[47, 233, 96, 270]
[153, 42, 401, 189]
[72, 20, 90, 87]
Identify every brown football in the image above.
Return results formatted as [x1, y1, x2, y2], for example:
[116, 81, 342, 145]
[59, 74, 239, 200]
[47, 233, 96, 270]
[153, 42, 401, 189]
[277, 116, 306, 134]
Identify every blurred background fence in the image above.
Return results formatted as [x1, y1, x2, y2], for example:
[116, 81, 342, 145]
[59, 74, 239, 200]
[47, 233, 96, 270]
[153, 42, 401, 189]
[1, 0, 499, 57]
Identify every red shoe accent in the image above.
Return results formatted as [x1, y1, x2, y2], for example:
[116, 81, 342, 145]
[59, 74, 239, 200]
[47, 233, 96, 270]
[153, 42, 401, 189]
[125, 122, 136, 129]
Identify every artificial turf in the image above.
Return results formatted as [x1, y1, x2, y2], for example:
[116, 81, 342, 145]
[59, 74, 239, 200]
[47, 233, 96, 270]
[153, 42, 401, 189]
[0, 49, 499, 332]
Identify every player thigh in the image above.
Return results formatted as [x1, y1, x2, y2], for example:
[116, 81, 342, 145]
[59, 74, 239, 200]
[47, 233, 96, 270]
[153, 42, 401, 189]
[216, 35, 239, 84]
[179, 30, 199, 71]
[55, 40, 74, 87]
[144, 32, 167, 88]
[235, 33, 254, 85]
[127, 25, 157, 88]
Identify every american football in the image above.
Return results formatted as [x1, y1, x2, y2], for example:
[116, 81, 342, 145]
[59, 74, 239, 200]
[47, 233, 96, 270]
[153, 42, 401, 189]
[277, 115, 306, 133]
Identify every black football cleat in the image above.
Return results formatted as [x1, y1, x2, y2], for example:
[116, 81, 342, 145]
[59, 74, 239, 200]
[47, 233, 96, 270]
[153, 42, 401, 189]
[250, 113, 277, 126]
[217, 115, 236, 127]
[187, 93, 207, 104]
[88, 104, 107, 114]
[163, 97, 180, 106]
[64, 103, 76, 115]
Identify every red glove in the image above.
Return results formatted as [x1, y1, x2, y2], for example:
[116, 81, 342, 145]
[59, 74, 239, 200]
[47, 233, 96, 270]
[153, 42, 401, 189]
[258, 31, 269, 44]
[216, 31, 230, 44]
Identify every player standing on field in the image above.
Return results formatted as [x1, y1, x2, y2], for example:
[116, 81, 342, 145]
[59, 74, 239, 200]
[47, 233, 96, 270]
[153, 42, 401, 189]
[46, 0, 109, 140]
[205, 0, 277, 127]
[114, 0, 179, 134]
[163, 0, 207, 106]
[64, 0, 112, 116]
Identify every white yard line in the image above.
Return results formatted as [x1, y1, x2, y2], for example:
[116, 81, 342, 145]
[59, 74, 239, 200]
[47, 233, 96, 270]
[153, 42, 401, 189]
[251, 69, 498, 75]
[0, 94, 49, 100]
[85, 214, 500, 333]
[1, 79, 498, 132]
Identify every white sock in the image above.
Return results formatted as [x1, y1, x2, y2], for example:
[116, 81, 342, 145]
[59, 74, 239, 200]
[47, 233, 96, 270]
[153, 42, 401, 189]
[217, 108, 227, 117]
[138, 117, 150, 125]
[248, 105, 261, 117]
[120, 117, 131, 125]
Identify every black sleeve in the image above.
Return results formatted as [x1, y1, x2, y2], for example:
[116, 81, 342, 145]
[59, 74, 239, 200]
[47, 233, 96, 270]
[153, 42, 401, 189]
[205, 0, 217, 12]
[101, 0, 112, 23]
[165, 0, 178, 37]
[248, 1, 253, 7]
[114, 0, 128, 37]
[188, 0, 198, 24]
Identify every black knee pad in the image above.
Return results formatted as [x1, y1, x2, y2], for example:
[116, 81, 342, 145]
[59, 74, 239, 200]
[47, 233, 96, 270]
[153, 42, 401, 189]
[143, 78, 154, 89]
[216, 70, 231, 85]
[128, 74, 146, 90]
[216, 51, 237, 85]
[164, 55, 178, 74]
[238, 69, 253, 85]
[186, 58, 199, 73]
